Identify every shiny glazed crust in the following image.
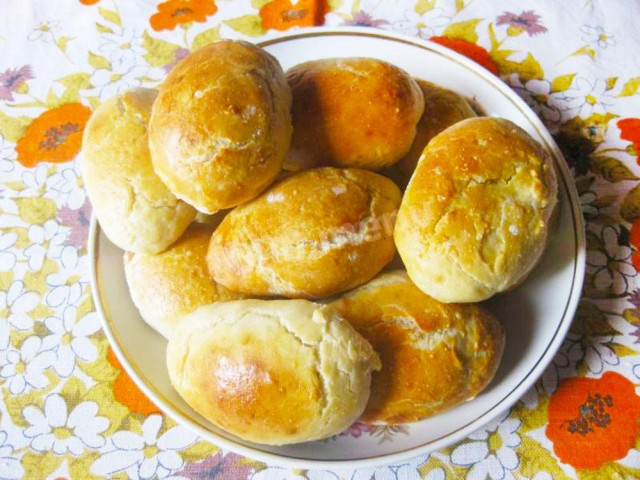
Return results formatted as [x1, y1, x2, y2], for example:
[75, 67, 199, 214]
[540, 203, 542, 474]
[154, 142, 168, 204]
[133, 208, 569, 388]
[394, 117, 558, 303]
[284, 58, 424, 171]
[81, 88, 196, 254]
[383, 79, 477, 188]
[331, 271, 505, 424]
[149, 40, 292, 214]
[123, 224, 245, 339]
[207, 167, 402, 298]
[166, 299, 381, 445]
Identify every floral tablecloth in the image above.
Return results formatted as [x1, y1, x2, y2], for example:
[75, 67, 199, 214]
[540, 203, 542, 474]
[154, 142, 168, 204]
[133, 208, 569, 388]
[2, 0, 640, 479]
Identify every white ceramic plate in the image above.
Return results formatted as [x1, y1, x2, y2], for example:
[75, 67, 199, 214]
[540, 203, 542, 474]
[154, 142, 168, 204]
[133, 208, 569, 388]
[89, 27, 586, 469]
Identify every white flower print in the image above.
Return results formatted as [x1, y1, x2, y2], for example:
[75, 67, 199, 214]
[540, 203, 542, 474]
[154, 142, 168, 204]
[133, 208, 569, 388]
[587, 225, 636, 296]
[48, 161, 86, 210]
[351, 469, 396, 480]
[42, 306, 101, 377]
[520, 344, 582, 408]
[531, 472, 553, 480]
[580, 189, 599, 220]
[508, 75, 564, 125]
[23, 393, 108, 456]
[0, 135, 16, 173]
[45, 282, 83, 310]
[98, 27, 145, 68]
[0, 281, 40, 348]
[1, 281, 38, 326]
[424, 468, 445, 480]
[580, 25, 616, 49]
[253, 467, 339, 480]
[450, 411, 521, 480]
[24, 219, 67, 271]
[391, 8, 451, 39]
[0, 431, 24, 479]
[517, 385, 539, 410]
[351, 456, 427, 480]
[393, 456, 430, 479]
[617, 448, 640, 469]
[565, 331, 619, 374]
[0, 231, 18, 272]
[27, 21, 61, 42]
[539, 345, 582, 394]
[563, 78, 616, 120]
[91, 415, 198, 479]
[584, 335, 620, 373]
[0, 336, 55, 395]
[89, 62, 150, 101]
[0, 323, 9, 353]
[45, 246, 85, 308]
[21, 163, 48, 195]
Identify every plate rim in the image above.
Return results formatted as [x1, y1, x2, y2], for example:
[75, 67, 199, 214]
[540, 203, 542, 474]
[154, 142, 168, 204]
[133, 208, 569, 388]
[89, 26, 586, 470]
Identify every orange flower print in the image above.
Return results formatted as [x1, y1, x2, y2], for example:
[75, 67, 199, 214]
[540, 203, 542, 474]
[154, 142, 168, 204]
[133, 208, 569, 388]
[259, 0, 327, 31]
[617, 118, 640, 165]
[15, 102, 91, 168]
[631, 218, 640, 271]
[150, 0, 217, 31]
[79, 0, 100, 5]
[430, 36, 499, 75]
[107, 348, 161, 416]
[546, 371, 640, 469]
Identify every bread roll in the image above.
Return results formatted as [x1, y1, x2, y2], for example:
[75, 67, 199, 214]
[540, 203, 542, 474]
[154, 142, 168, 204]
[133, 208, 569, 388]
[395, 117, 558, 303]
[81, 88, 196, 254]
[331, 271, 505, 424]
[284, 58, 424, 171]
[123, 224, 245, 338]
[166, 299, 381, 445]
[383, 80, 477, 188]
[149, 40, 292, 214]
[208, 167, 402, 298]
[193, 209, 229, 227]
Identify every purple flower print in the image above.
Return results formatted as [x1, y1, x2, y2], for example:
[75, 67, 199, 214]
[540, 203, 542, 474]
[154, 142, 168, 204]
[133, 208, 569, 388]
[343, 11, 389, 27]
[631, 324, 640, 345]
[340, 421, 374, 439]
[58, 199, 92, 248]
[624, 293, 640, 344]
[162, 48, 190, 74]
[627, 289, 640, 309]
[174, 452, 254, 480]
[496, 11, 548, 36]
[0, 65, 33, 101]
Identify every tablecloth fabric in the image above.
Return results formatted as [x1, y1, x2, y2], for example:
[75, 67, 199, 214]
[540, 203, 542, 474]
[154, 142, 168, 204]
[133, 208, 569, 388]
[1, 0, 640, 479]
